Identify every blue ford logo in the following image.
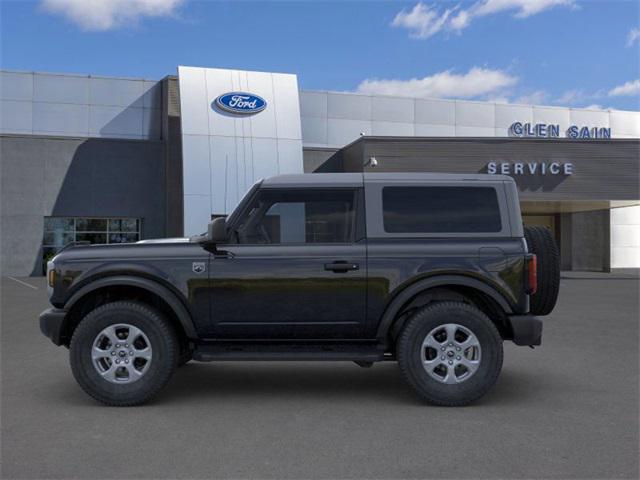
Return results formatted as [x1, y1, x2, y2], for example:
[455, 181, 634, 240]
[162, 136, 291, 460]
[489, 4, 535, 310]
[214, 92, 266, 115]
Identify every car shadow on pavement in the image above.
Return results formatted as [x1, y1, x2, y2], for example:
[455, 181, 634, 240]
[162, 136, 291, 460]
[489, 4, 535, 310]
[159, 362, 415, 404]
[155, 362, 535, 407]
[45, 363, 537, 408]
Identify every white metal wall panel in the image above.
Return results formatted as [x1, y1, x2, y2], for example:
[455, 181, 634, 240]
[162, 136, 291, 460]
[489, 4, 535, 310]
[34, 74, 89, 104]
[278, 139, 305, 173]
[455, 125, 495, 137]
[0, 100, 32, 133]
[327, 118, 371, 145]
[415, 99, 455, 125]
[570, 108, 609, 128]
[178, 66, 303, 234]
[610, 110, 640, 137]
[273, 73, 303, 140]
[301, 116, 328, 145]
[371, 121, 414, 136]
[327, 93, 371, 120]
[249, 138, 280, 188]
[414, 123, 455, 136]
[611, 205, 640, 268]
[210, 135, 237, 213]
[33, 102, 89, 136]
[372, 96, 414, 123]
[299, 91, 327, 118]
[142, 81, 161, 108]
[89, 105, 143, 137]
[1, 71, 33, 101]
[495, 104, 534, 128]
[182, 135, 211, 196]
[0, 70, 161, 140]
[90, 78, 145, 107]
[179, 68, 209, 136]
[244, 72, 277, 139]
[455, 101, 495, 128]
[532, 106, 571, 132]
[184, 195, 212, 237]
[299, 89, 640, 147]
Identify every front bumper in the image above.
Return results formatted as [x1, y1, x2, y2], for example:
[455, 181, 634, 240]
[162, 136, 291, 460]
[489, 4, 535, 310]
[39, 308, 68, 346]
[508, 314, 542, 346]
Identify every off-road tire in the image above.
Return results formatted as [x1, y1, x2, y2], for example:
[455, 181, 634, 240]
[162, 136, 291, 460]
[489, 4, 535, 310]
[397, 302, 503, 406]
[524, 225, 560, 316]
[69, 301, 178, 406]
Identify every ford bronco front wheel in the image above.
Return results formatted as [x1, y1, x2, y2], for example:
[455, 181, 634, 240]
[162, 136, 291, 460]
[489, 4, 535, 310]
[397, 302, 503, 406]
[69, 301, 178, 406]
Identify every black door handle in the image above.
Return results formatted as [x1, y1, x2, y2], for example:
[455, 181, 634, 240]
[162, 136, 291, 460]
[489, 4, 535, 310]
[324, 261, 359, 273]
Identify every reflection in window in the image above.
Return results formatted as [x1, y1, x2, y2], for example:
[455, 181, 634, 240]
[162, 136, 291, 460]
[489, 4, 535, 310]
[42, 217, 141, 273]
[382, 187, 502, 233]
[236, 190, 355, 244]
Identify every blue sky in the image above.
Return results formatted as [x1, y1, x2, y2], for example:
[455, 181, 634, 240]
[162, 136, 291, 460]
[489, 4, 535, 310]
[1, 0, 639, 110]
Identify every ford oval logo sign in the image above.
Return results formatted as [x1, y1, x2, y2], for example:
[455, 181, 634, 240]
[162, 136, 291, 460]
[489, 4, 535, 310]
[214, 92, 267, 115]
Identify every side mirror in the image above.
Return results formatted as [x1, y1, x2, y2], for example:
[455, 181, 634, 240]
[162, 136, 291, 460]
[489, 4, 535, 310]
[208, 217, 228, 244]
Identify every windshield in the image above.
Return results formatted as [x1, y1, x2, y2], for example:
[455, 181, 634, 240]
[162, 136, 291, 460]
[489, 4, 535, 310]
[225, 180, 262, 228]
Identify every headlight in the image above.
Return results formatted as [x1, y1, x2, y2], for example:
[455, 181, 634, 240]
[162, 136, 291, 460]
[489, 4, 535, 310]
[46, 261, 56, 296]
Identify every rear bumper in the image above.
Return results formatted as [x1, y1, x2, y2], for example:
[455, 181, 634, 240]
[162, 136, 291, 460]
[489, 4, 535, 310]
[508, 314, 542, 346]
[39, 308, 68, 346]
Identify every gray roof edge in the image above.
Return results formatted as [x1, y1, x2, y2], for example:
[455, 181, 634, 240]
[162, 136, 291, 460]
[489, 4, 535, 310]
[261, 173, 364, 187]
[260, 172, 512, 187]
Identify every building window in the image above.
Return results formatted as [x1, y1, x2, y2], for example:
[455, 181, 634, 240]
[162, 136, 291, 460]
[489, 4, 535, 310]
[382, 186, 502, 233]
[43, 217, 141, 270]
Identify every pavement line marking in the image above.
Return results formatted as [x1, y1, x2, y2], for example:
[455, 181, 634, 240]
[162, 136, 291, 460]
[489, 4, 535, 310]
[7, 276, 39, 290]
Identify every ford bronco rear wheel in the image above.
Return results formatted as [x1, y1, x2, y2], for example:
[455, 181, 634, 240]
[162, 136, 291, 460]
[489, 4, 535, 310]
[69, 301, 178, 406]
[397, 302, 503, 406]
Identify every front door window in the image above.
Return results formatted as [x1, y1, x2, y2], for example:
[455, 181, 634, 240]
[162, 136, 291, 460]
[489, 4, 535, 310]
[234, 190, 355, 245]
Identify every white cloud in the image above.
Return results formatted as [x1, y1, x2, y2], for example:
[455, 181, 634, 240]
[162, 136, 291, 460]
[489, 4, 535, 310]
[356, 67, 518, 99]
[583, 104, 605, 110]
[471, 0, 577, 19]
[557, 89, 587, 105]
[627, 28, 640, 47]
[391, 3, 457, 39]
[392, 1, 576, 39]
[40, 0, 184, 31]
[608, 79, 640, 97]
[515, 90, 548, 105]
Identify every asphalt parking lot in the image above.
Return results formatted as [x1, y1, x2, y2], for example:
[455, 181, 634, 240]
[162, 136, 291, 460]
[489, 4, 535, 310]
[1, 273, 638, 479]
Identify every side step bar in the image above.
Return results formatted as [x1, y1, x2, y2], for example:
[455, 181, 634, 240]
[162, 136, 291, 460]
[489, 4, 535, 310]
[192, 342, 390, 362]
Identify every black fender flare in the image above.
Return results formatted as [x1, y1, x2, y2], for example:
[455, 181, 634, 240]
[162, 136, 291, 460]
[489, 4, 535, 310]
[65, 275, 198, 339]
[376, 275, 513, 342]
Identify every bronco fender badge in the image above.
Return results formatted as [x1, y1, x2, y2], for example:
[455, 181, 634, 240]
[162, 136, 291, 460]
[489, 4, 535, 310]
[192, 262, 206, 274]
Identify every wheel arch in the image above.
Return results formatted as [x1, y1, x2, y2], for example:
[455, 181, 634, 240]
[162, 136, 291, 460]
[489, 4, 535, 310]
[61, 276, 197, 346]
[376, 275, 513, 347]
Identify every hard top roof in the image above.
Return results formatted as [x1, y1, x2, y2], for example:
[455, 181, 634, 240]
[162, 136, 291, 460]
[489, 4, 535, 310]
[260, 172, 513, 188]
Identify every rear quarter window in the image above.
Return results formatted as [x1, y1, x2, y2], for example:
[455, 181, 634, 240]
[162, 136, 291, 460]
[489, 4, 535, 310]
[382, 186, 502, 233]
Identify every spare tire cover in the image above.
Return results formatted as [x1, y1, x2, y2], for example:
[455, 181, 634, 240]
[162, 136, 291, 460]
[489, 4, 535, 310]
[524, 226, 560, 316]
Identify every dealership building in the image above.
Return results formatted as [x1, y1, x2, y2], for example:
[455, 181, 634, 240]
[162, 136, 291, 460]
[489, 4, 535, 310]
[1, 66, 639, 276]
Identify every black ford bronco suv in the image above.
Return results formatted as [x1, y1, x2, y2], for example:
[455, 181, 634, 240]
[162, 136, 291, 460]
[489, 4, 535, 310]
[40, 173, 560, 406]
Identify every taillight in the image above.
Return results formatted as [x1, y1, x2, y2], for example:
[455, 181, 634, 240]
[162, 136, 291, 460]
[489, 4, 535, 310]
[527, 254, 537, 295]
